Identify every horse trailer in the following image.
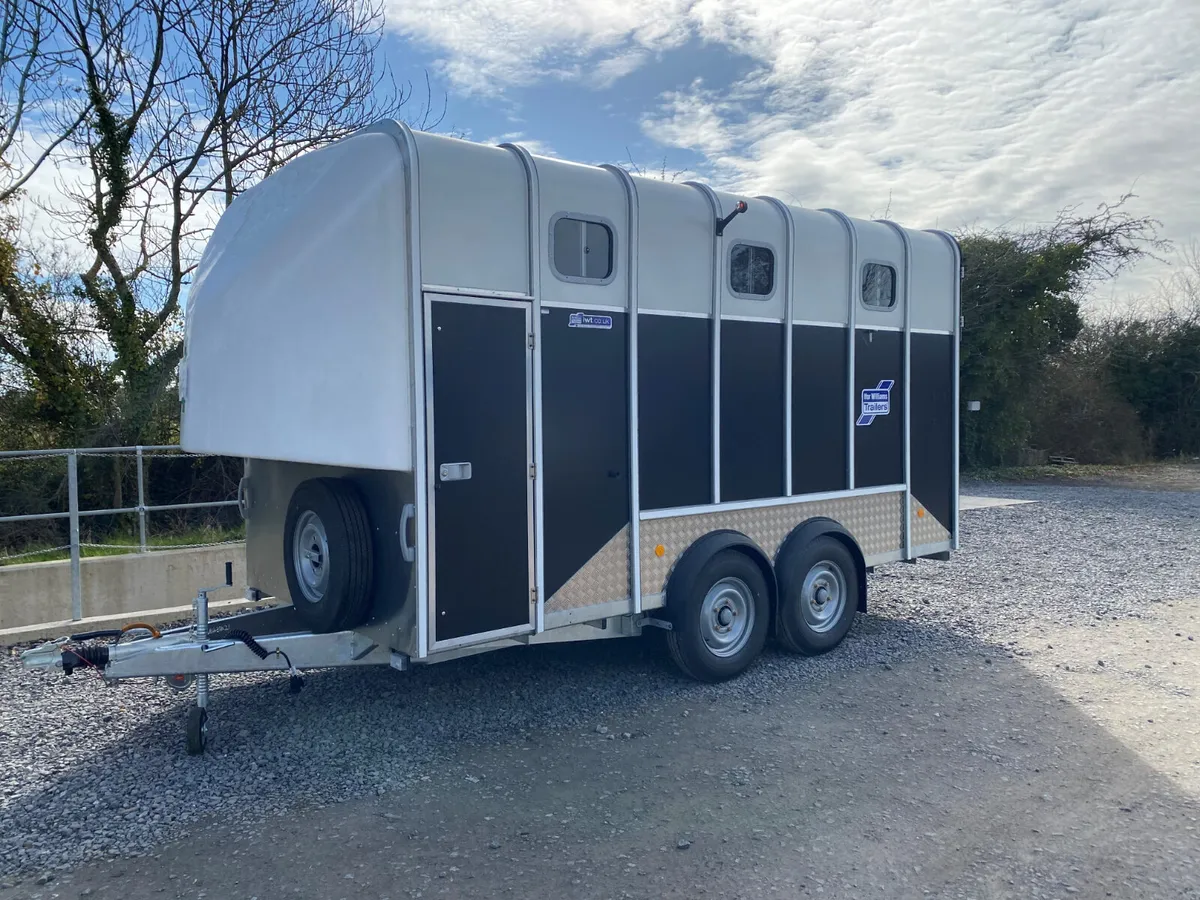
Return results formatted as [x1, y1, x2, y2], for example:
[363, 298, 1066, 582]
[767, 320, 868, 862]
[23, 121, 961, 753]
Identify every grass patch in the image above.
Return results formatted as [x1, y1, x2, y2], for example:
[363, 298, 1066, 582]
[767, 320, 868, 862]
[967, 459, 1200, 486]
[0, 525, 245, 566]
[967, 463, 1131, 482]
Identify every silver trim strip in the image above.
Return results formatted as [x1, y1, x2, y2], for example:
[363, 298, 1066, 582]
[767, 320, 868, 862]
[762, 196, 796, 496]
[927, 228, 962, 551]
[687, 181, 723, 503]
[793, 319, 848, 329]
[544, 597, 635, 629]
[911, 327, 953, 335]
[820, 208, 858, 490]
[640, 591, 665, 611]
[364, 120, 431, 660]
[719, 312, 786, 323]
[602, 164, 642, 616]
[864, 549, 905, 568]
[877, 219, 913, 561]
[431, 622, 535, 653]
[422, 283, 532, 301]
[421, 290, 437, 652]
[501, 142, 546, 632]
[638, 307, 710, 319]
[424, 292, 530, 309]
[854, 323, 903, 332]
[639, 483, 906, 521]
[911, 540, 953, 557]
[540, 300, 628, 313]
[524, 299, 538, 632]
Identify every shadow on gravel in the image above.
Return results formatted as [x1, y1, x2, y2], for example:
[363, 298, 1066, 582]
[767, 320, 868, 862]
[3, 602, 1199, 900]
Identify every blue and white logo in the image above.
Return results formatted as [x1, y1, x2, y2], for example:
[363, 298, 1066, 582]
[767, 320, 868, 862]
[568, 312, 613, 330]
[856, 379, 895, 426]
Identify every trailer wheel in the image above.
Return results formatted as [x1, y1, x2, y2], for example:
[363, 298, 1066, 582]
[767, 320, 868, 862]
[775, 535, 858, 655]
[666, 549, 770, 682]
[283, 478, 375, 634]
[185, 707, 208, 756]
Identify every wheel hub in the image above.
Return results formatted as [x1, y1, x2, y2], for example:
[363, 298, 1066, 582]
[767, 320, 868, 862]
[801, 561, 847, 634]
[292, 511, 331, 603]
[699, 577, 756, 658]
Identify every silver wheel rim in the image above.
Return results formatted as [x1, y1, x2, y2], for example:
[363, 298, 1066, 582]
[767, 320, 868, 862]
[802, 561, 847, 634]
[292, 510, 330, 603]
[699, 576, 755, 658]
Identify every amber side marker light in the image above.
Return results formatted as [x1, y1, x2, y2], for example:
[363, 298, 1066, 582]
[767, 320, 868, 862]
[654, 544, 666, 557]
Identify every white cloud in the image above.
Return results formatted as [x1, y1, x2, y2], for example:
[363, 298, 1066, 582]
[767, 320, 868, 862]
[384, 0, 1200, 302]
[385, 0, 692, 93]
[485, 132, 559, 158]
[590, 48, 651, 88]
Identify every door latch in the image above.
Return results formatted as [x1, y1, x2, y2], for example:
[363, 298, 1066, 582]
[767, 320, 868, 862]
[439, 462, 472, 482]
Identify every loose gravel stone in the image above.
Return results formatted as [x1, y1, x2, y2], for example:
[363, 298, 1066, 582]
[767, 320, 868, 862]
[1, 480, 1197, 879]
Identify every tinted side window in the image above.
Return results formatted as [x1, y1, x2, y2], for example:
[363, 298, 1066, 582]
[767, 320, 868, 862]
[552, 216, 613, 282]
[552, 217, 580, 277]
[730, 244, 774, 297]
[862, 263, 897, 309]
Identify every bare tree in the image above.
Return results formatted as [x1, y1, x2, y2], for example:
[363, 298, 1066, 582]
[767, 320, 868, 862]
[2, 0, 440, 445]
[0, 0, 88, 203]
[621, 146, 687, 183]
[1154, 240, 1200, 320]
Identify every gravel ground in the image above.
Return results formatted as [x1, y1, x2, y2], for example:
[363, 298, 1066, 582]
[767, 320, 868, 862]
[1, 482, 1197, 884]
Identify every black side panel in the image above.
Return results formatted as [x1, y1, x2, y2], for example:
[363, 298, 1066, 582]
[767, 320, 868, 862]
[853, 328, 904, 488]
[541, 308, 630, 600]
[638, 313, 712, 510]
[720, 319, 785, 501]
[910, 332, 955, 533]
[430, 300, 530, 642]
[792, 325, 849, 494]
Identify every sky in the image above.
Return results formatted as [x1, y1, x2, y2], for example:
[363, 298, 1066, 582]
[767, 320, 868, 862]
[379, 0, 1200, 307]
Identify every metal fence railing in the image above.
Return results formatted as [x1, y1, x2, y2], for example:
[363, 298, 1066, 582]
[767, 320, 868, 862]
[0, 445, 242, 621]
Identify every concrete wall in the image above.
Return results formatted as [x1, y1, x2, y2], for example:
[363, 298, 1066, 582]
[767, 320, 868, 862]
[0, 545, 246, 630]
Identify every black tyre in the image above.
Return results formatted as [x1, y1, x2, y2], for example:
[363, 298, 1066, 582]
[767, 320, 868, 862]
[283, 478, 375, 634]
[665, 549, 771, 682]
[775, 535, 859, 655]
[186, 706, 208, 756]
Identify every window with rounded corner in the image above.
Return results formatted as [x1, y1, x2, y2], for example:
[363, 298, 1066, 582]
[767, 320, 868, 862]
[862, 263, 897, 309]
[729, 243, 775, 298]
[551, 215, 614, 283]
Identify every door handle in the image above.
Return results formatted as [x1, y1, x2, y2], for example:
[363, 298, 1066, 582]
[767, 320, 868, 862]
[400, 503, 415, 563]
[439, 462, 472, 482]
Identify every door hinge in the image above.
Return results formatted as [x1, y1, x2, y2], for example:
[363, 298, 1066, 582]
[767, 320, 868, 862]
[528, 332, 535, 349]
[529, 463, 536, 479]
[530, 587, 538, 603]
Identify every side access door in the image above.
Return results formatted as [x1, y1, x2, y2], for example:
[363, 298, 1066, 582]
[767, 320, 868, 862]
[425, 294, 535, 648]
